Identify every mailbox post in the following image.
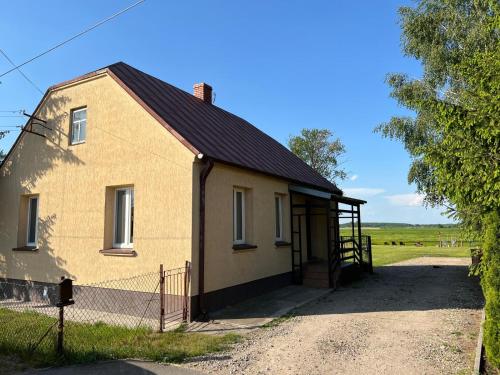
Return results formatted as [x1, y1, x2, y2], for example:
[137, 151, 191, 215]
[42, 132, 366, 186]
[56, 277, 74, 355]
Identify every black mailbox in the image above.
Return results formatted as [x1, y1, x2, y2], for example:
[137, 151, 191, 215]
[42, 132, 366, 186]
[57, 278, 74, 307]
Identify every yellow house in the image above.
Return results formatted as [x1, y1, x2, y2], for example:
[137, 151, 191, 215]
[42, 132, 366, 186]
[0, 62, 371, 320]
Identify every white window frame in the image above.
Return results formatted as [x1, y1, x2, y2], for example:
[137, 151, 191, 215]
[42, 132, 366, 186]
[233, 188, 245, 244]
[113, 187, 134, 249]
[275, 195, 283, 241]
[70, 108, 87, 145]
[26, 196, 39, 247]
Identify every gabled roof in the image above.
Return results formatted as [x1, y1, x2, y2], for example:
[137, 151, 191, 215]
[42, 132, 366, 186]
[4, 62, 341, 194]
[106, 62, 340, 193]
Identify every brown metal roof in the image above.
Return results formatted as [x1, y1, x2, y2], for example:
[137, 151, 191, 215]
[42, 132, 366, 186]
[107, 62, 340, 193]
[2, 62, 341, 194]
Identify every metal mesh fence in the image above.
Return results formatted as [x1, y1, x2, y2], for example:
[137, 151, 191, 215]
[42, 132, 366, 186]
[0, 280, 59, 356]
[67, 271, 161, 330]
[0, 263, 190, 361]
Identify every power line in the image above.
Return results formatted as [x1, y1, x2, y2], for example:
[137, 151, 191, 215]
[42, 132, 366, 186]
[0, 49, 44, 94]
[0, 0, 145, 79]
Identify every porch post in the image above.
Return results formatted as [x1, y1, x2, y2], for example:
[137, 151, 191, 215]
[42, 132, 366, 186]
[357, 204, 363, 265]
[325, 199, 332, 288]
[350, 205, 355, 240]
[305, 202, 312, 261]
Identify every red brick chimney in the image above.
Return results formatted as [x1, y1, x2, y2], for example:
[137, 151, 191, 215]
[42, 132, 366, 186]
[193, 83, 213, 104]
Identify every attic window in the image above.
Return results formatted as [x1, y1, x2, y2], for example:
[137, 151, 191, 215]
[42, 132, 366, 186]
[70, 108, 87, 144]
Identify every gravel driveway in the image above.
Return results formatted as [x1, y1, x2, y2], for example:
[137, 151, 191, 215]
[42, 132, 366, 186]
[185, 257, 484, 375]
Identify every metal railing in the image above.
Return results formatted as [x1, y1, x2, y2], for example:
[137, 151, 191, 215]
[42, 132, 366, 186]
[339, 235, 373, 273]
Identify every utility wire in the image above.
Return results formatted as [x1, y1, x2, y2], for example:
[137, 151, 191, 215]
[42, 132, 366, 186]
[0, 49, 44, 94]
[0, 0, 145, 79]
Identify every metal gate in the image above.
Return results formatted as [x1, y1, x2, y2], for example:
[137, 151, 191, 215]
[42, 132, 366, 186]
[159, 261, 191, 331]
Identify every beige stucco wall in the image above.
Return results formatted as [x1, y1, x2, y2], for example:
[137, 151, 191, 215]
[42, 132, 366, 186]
[0, 74, 196, 288]
[201, 163, 292, 294]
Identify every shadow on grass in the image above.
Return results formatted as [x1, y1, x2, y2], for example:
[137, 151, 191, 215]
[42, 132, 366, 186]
[0, 308, 240, 368]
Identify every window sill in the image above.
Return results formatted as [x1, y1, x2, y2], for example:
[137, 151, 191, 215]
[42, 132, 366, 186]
[70, 141, 86, 146]
[12, 246, 38, 252]
[232, 244, 258, 251]
[274, 241, 292, 248]
[99, 248, 137, 257]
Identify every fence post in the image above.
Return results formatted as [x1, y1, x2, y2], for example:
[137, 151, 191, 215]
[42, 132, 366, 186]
[56, 275, 74, 356]
[159, 264, 165, 333]
[182, 261, 189, 322]
[57, 304, 64, 355]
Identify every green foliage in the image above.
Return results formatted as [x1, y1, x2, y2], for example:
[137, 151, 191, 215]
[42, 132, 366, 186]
[375, 0, 499, 226]
[0, 308, 240, 368]
[482, 212, 500, 368]
[262, 313, 295, 328]
[288, 128, 347, 182]
[376, 1, 499, 366]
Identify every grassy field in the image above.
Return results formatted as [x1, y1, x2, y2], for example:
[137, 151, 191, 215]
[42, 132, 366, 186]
[371, 245, 470, 267]
[0, 308, 239, 368]
[341, 225, 472, 246]
[341, 226, 473, 267]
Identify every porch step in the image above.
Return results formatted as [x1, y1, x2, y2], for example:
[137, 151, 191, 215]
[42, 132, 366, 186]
[303, 277, 329, 288]
[302, 260, 362, 289]
[303, 262, 329, 288]
[303, 262, 329, 273]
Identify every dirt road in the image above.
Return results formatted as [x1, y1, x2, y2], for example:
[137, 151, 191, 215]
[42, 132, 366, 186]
[186, 257, 483, 375]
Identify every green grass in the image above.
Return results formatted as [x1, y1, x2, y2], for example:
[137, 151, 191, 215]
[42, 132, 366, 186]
[372, 245, 470, 267]
[339, 225, 473, 267]
[0, 308, 240, 368]
[261, 313, 294, 328]
[340, 226, 475, 246]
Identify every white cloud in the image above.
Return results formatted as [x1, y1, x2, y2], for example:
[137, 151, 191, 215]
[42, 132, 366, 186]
[385, 193, 425, 207]
[350, 174, 358, 181]
[343, 188, 385, 198]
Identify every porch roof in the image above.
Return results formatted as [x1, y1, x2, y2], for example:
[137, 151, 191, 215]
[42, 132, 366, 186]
[331, 194, 367, 205]
[289, 185, 367, 205]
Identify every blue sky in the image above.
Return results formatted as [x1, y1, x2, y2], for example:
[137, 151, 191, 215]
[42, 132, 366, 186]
[0, 0, 452, 224]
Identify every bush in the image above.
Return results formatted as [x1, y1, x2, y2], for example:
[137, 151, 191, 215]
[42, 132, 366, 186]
[481, 212, 500, 369]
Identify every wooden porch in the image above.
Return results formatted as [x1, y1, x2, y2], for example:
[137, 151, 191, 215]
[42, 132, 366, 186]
[289, 185, 373, 288]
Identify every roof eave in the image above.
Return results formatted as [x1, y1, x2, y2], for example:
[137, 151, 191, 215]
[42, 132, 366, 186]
[207, 157, 341, 195]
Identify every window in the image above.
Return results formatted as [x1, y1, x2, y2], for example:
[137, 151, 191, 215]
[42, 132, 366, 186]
[113, 187, 134, 248]
[233, 189, 245, 244]
[71, 108, 87, 144]
[26, 196, 39, 246]
[275, 195, 283, 241]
